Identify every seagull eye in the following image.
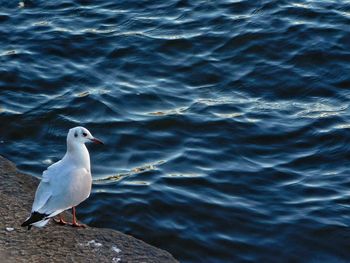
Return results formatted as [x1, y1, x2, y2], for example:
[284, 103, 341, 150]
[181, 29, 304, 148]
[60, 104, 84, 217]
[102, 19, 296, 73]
[82, 132, 87, 137]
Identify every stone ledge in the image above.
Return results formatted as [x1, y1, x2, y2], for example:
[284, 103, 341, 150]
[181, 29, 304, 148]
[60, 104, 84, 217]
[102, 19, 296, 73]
[0, 156, 178, 263]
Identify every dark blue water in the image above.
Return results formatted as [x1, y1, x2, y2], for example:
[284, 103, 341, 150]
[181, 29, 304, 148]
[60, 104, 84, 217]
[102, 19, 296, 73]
[1, 0, 350, 262]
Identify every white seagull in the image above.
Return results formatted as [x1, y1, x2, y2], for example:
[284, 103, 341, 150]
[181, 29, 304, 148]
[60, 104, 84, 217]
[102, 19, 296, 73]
[21, 126, 103, 230]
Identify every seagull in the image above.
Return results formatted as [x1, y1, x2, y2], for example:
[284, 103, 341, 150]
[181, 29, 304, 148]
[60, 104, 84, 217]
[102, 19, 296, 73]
[21, 126, 103, 230]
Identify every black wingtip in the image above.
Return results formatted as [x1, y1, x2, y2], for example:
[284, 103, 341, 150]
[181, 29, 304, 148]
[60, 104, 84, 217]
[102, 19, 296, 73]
[21, 221, 32, 230]
[21, 212, 48, 230]
[21, 220, 29, 227]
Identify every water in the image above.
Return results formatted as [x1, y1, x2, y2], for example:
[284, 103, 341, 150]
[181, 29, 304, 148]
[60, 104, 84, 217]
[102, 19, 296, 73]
[1, 0, 350, 262]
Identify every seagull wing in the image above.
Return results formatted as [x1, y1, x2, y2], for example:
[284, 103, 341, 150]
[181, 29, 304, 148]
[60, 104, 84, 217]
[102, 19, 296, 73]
[31, 160, 63, 213]
[32, 161, 92, 217]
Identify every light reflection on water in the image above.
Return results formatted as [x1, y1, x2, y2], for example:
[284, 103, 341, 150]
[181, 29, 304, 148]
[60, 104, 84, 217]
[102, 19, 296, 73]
[1, 0, 350, 262]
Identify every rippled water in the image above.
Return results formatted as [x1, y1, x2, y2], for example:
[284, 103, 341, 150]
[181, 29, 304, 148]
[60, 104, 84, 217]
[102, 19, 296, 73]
[1, 0, 350, 262]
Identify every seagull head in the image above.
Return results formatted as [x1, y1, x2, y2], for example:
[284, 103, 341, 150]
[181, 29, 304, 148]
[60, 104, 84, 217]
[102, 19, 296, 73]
[68, 126, 104, 145]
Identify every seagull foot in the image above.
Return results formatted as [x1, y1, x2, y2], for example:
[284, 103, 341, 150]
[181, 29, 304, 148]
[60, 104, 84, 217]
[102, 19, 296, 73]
[53, 217, 68, 226]
[70, 222, 87, 228]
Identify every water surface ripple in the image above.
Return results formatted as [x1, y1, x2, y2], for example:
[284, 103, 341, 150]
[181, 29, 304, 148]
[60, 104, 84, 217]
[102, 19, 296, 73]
[1, 1, 350, 262]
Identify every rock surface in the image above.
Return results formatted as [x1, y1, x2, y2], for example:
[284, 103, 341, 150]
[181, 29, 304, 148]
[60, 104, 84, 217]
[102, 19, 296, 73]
[0, 156, 178, 263]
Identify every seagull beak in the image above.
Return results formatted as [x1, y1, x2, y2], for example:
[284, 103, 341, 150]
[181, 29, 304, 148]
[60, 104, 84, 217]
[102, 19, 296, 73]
[90, 137, 104, 145]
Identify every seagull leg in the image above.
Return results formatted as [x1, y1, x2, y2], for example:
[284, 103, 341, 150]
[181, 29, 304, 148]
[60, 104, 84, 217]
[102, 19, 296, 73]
[53, 214, 68, 225]
[71, 207, 86, 228]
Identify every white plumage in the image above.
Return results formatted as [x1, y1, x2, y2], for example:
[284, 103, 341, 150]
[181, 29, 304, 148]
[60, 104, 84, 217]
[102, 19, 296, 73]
[22, 126, 103, 230]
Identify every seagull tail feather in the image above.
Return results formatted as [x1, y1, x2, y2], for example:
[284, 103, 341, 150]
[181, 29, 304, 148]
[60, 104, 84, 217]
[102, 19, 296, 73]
[21, 211, 49, 230]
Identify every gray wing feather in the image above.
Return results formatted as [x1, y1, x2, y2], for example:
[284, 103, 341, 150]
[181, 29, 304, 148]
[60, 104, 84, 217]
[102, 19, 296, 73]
[32, 161, 92, 216]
